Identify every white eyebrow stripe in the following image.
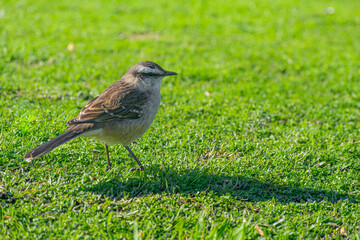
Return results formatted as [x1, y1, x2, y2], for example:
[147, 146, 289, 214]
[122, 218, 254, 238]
[138, 66, 163, 74]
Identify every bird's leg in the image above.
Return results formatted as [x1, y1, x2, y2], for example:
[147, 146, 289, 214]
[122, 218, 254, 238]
[124, 145, 144, 171]
[105, 144, 112, 171]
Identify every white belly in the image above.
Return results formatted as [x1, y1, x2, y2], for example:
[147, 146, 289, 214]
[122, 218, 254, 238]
[95, 118, 155, 146]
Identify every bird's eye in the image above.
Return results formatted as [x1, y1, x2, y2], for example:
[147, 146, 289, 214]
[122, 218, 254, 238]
[144, 72, 157, 76]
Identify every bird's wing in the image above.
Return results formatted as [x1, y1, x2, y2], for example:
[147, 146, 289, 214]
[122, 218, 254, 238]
[67, 81, 149, 125]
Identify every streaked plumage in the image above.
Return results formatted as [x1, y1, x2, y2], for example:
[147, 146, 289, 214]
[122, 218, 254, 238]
[24, 61, 177, 171]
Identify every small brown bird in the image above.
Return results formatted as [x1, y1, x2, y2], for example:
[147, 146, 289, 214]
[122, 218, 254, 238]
[24, 61, 177, 171]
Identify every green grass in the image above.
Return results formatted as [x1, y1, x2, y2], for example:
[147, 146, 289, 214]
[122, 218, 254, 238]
[1, 0, 360, 238]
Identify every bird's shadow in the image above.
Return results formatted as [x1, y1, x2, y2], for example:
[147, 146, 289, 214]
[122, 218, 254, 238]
[83, 164, 358, 204]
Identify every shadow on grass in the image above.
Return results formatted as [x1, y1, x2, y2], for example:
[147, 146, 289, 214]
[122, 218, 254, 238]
[84, 164, 358, 203]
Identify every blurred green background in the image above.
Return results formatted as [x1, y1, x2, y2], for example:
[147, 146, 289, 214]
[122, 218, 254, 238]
[1, 0, 360, 239]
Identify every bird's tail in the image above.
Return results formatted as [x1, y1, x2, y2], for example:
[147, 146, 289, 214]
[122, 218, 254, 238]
[24, 131, 81, 162]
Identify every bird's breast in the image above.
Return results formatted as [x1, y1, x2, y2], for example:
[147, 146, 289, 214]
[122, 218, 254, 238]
[90, 89, 161, 146]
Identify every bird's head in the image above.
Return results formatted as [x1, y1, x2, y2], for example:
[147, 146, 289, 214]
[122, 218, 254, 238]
[130, 61, 177, 86]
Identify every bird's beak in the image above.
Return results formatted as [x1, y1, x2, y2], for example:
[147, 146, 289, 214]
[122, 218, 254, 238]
[164, 71, 177, 76]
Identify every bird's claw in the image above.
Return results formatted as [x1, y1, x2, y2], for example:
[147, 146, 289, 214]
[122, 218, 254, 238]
[130, 166, 144, 172]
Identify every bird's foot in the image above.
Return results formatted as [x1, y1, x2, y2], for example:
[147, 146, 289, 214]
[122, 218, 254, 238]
[130, 166, 144, 172]
[106, 165, 112, 172]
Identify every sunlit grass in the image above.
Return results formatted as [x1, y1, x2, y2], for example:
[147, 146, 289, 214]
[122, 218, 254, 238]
[1, 0, 360, 238]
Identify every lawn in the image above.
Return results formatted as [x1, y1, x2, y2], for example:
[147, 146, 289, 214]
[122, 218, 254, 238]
[1, 0, 360, 239]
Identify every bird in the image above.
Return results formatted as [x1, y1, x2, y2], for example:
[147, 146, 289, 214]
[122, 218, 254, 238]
[24, 61, 177, 171]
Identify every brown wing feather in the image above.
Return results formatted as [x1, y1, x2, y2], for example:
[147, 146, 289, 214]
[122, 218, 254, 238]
[67, 80, 149, 125]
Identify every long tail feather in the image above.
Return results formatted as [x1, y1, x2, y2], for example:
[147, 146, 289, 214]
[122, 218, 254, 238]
[24, 131, 81, 162]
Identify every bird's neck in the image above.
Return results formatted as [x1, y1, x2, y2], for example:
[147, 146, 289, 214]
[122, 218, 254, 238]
[137, 77, 163, 91]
